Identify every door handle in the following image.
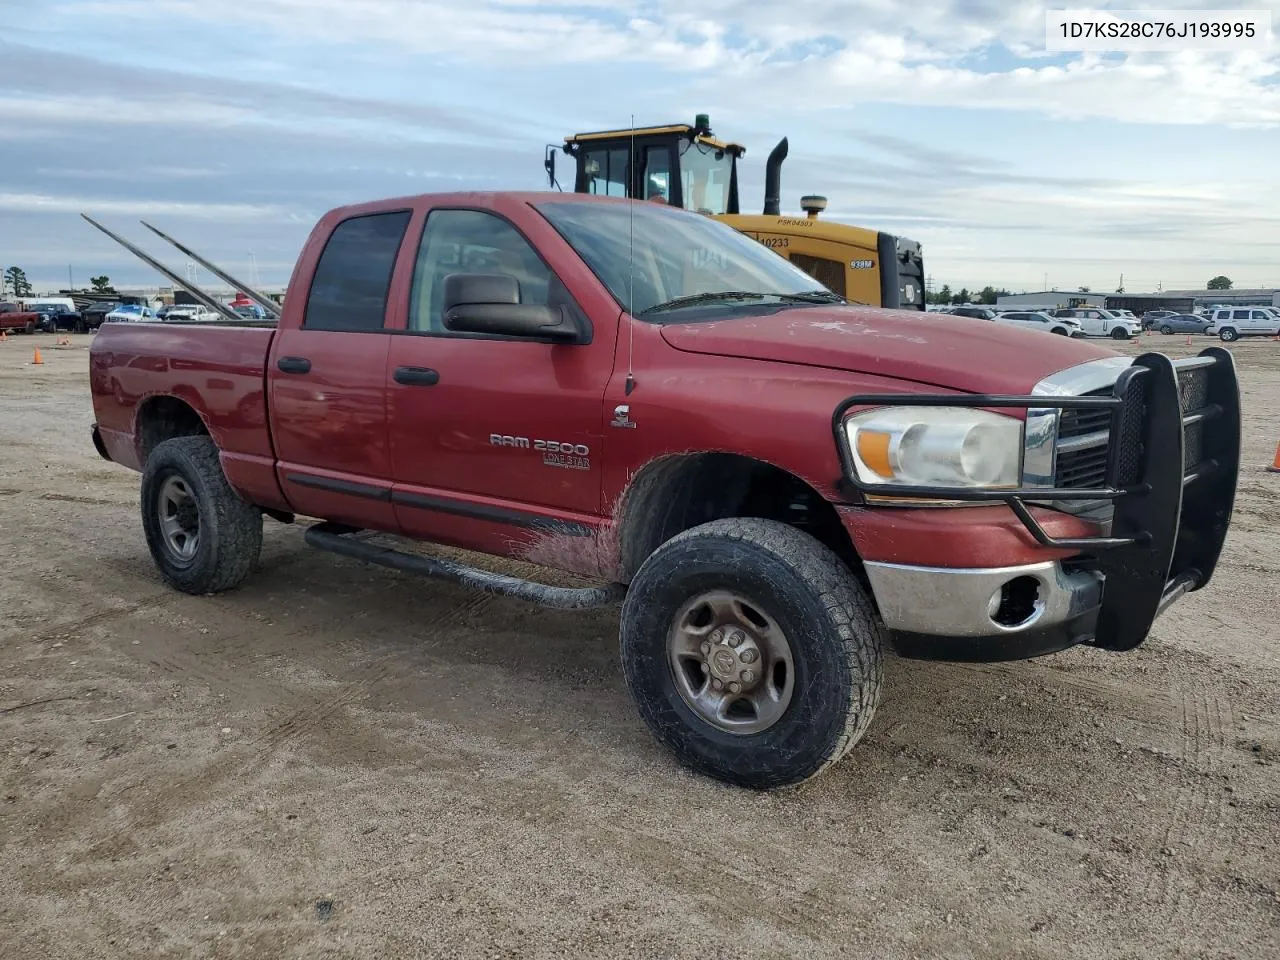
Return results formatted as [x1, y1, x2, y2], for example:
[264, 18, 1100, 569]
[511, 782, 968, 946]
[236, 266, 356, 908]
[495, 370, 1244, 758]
[394, 366, 440, 386]
[277, 356, 311, 374]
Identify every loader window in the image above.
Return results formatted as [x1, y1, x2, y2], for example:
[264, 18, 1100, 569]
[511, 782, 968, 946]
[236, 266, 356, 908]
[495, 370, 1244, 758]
[409, 209, 555, 333]
[582, 147, 629, 198]
[679, 140, 732, 215]
[643, 146, 671, 203]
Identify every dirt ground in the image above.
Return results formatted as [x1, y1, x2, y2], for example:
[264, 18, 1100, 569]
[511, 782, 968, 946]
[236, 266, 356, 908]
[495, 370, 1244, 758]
[1, 330, 1277, 960]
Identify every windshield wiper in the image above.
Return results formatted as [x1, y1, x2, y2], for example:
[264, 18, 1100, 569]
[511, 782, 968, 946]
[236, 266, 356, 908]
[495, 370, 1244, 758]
[774, 290, 846, 304]
[638, 291, 774, 316]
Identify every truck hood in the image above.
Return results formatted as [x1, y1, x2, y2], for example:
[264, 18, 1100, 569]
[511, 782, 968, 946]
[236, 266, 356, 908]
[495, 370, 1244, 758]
[658, 305, 1120, 394]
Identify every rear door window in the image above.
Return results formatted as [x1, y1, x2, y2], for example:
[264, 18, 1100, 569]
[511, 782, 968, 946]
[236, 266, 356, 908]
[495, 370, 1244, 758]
[304, 210, 412, 331]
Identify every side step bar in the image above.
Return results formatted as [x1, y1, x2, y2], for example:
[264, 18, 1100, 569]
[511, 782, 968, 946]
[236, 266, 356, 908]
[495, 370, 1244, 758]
[304, 522, 625, 610]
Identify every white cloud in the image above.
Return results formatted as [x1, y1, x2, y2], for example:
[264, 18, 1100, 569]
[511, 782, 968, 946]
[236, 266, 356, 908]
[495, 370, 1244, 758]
[48, 0, 1280, 128]
[7, 0, 1280, 290]
[0, 192, 289, 220]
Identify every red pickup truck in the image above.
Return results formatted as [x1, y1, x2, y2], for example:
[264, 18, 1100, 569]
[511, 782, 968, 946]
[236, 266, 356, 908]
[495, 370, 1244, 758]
[87, 192, 1241, 789]
[0, 302, 42, 333]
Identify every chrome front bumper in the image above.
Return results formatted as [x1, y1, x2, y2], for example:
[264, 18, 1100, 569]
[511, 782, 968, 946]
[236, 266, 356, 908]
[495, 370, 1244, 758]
[864, 559, 1105, 662]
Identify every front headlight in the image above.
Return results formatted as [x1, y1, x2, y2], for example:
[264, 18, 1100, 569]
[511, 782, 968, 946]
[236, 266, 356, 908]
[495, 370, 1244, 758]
[843, 407, 1023, 489]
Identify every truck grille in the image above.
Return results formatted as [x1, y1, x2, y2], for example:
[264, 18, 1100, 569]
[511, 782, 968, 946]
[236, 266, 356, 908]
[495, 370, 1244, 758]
[1054, 388, 1112, 489]
[1052, 366, 1212, 490]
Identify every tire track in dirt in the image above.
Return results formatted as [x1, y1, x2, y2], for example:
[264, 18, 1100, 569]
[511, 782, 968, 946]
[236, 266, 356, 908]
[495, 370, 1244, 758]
[68, 576, 506, 855]
[1139, 669, 1235, 935]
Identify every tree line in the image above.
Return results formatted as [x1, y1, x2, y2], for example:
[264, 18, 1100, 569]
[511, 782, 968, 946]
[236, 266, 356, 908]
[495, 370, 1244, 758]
[3, 266, 118, 299]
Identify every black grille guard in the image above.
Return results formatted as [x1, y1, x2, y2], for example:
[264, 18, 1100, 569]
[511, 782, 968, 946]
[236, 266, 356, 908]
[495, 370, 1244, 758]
[832, 348, 1241, 652]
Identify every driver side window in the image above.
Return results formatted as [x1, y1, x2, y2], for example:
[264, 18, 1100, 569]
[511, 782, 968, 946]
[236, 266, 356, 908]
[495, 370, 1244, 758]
[409, 210, 554, 333]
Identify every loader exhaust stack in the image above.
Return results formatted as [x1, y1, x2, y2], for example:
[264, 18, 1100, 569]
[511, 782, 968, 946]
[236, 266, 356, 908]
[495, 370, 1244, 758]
[763, 137, 789, 216]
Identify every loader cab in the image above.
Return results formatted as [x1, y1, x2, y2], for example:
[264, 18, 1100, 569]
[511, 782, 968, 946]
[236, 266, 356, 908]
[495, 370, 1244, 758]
[552, 115, 745, 216]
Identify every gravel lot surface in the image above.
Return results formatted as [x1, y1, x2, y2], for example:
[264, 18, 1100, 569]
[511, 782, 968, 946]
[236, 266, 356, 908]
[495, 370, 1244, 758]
[2, 331, 1277, 959]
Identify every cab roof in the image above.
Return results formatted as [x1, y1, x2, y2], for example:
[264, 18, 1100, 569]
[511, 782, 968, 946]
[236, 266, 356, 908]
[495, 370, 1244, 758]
[564, 123, 745, 155]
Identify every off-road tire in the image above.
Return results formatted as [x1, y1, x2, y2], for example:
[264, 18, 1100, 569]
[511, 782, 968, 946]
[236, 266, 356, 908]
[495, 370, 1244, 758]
[140, 436, 262, 594]
[619, 518, 885, 789]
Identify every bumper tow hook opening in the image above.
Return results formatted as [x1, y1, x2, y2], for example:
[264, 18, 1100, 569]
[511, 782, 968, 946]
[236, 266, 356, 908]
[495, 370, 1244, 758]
[988, 575, 1043, 629]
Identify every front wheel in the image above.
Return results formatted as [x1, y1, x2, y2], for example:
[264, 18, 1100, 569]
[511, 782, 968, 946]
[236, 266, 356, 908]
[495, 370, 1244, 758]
[140, 436, 263, 594]
[1160, 325, 1173, 335]
[619, 518, 885, 789]
[1111, 327, 1129, 339]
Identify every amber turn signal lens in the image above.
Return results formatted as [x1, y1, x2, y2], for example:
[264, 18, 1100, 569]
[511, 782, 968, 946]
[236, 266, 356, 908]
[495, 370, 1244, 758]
[855, 430, 894, 478]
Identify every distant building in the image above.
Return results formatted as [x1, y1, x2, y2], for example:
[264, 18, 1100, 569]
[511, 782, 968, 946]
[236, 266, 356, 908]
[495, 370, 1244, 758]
[998, 287, 1279, 315]
[1160, 288, 1280, 309]
[995, 290, 1108, 310]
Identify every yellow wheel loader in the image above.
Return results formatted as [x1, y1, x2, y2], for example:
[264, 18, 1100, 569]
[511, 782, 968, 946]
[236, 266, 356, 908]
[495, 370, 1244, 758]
[545, 114, 925, 310]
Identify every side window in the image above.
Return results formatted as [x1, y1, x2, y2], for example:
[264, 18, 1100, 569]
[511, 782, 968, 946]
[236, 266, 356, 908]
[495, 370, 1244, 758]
[1233, 309, 1250, 320]
[1252, 310, 1268, 320]
[582, 148, 628, 197]
[409, 209, 554, 334]
[304, 210, 411, 331]
[643, 146, 672, 204]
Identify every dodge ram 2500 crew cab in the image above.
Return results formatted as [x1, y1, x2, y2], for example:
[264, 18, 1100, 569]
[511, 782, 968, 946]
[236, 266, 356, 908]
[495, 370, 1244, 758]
[87, 192, 1241, 789]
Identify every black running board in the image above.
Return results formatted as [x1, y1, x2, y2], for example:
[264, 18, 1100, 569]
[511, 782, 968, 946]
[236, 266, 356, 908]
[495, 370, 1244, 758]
[304, 522, 624, 610]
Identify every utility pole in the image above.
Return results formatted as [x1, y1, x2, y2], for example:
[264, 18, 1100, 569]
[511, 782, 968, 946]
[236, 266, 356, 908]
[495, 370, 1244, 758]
[1043, 272, 1048, 291]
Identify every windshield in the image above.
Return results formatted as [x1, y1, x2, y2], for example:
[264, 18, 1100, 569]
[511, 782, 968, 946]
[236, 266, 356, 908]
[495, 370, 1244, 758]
[679, 140, 734, 215]
[535, 199, 830, 319]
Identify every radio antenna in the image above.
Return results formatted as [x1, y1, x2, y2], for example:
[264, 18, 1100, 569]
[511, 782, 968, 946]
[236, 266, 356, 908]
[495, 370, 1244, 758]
[625, 114, 637, 397]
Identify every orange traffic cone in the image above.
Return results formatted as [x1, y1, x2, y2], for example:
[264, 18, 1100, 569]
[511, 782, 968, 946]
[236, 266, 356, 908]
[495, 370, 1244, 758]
[1269, 442, 1280, 473]
[31, 348, 43, 365]
[1185, 336, 1192, 345]
[0, 330, 7, 342]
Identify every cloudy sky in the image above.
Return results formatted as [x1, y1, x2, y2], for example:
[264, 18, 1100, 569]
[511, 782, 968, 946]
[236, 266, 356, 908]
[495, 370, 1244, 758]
[2, 0, 1278, 295]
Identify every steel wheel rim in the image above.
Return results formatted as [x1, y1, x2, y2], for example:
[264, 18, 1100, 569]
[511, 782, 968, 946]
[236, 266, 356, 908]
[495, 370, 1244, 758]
[667, 590, 795, 736]
[157, 475, 200, 563]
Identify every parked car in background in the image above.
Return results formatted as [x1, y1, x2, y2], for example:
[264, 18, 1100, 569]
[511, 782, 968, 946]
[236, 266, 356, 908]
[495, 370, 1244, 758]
[1051, 307, 1140, 339]
[994, 310, 1083, 337]
[80, 302, 120, 330]
[30, 302, 85, 332]
[1151, 313, 1211, 335]
[105, 303, 157, 323]
[1141, 310, 1178, 328]
[1108, 308, 1140, 324]
[940, 305, 997, 320]
[165, 304, 223, 322]
[1206, 307, 1280, 342]
[0, 302, 43, 334]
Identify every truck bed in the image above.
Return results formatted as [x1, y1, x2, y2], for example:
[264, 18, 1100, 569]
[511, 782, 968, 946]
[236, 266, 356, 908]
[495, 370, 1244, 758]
[90, 321, 278, 487]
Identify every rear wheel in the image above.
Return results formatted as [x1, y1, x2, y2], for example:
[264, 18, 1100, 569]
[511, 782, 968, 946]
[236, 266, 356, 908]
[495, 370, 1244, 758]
[619, 518, 884, 789]
[24, 320, 35, 335]
[1219, 327, 1238, 342]
[140, 436, 263, 594]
